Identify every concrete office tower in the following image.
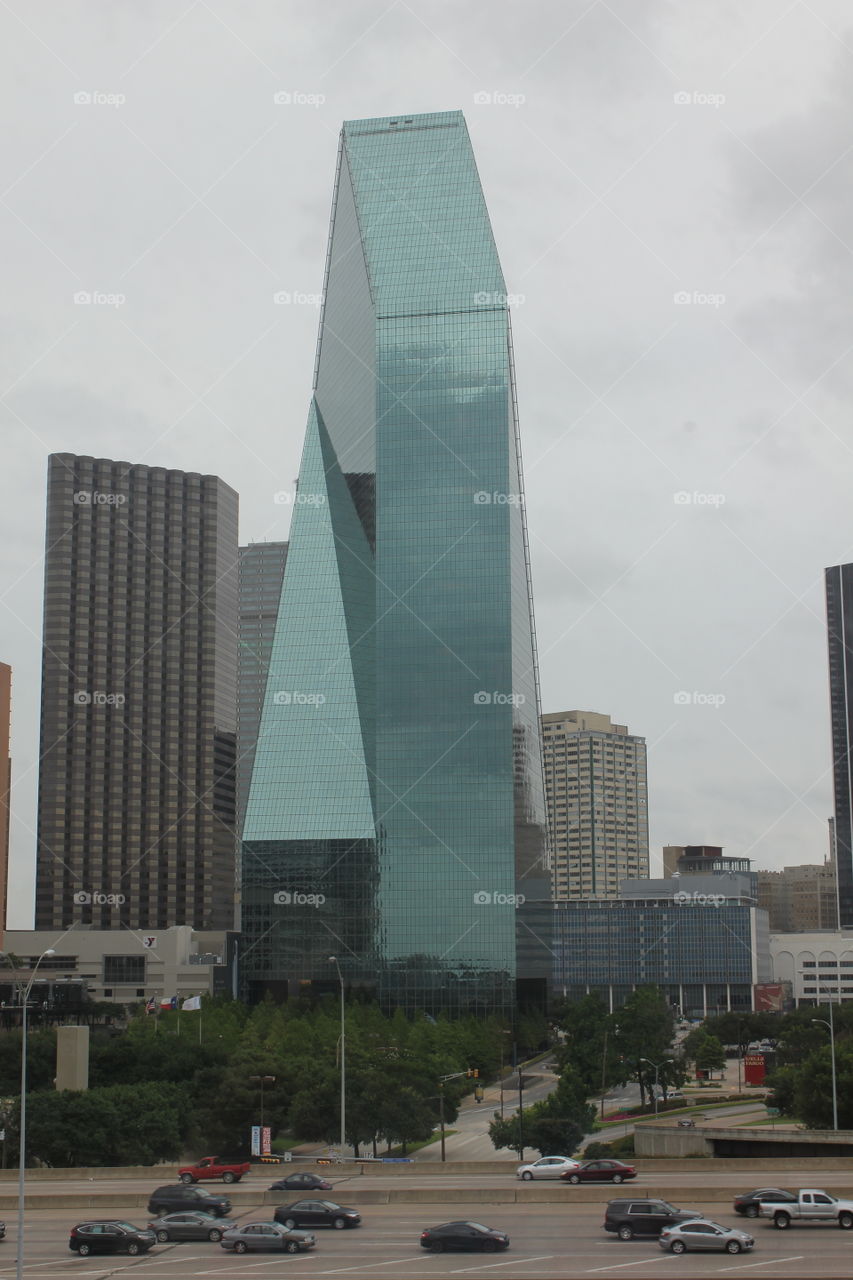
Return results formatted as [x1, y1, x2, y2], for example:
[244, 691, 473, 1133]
[542, 711, 649, 899]
[0, 661, 10, 942]
[237, 542, 289, 838]
[35, 454, 238, 931]
[825, 563, 853, 927]
[242, 111, 550, 1015]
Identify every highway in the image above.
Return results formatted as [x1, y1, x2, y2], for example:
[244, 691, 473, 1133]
[1, 1200, 852, 1279]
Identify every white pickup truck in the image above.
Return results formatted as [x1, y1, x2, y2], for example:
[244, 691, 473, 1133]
[759, 1189, 853, 1229]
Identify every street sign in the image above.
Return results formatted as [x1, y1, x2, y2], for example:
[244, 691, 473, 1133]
[766, 1106, 780, 1116]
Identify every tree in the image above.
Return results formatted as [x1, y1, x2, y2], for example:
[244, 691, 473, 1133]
[555, 994, 620, 1097]
[768, 1041, 853, 1129]
[611, 987, 675, 1108]
[13, 1082, 187, 1167]
[682, 1031, 725, 1077]
[488, 1065, 595, 1157]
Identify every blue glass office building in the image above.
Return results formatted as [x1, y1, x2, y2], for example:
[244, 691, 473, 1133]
[241, 111, 550, 1014]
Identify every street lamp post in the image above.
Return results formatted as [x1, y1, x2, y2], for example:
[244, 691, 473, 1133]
[812, 1005, 839, 1131]
[1, 947, 55, 1280]
[249, 1074, 276, 1135]
[640, 1057, 673, 1117]
[328, 957, 345, 1161]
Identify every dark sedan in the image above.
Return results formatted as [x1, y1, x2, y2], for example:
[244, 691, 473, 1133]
[69, 1221, 156, 1257]
[562, 1160, 636, 1185]
[147, 1185, 231, 1218]
[274, 1200, 361, 1230]
[221, 1223, 316, 1254]
[147, 1211, 237, 1243]
[733, 1189, 797, 1218]
[420, 1222, 510, 1254]
[270, 1173, 333, 1192]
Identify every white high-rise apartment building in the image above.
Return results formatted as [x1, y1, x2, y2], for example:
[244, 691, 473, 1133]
[542, 710, 649, 900]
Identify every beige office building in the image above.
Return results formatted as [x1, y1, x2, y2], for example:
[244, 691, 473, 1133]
[758, 860, 838, 932]
[542, 710, 649, 900]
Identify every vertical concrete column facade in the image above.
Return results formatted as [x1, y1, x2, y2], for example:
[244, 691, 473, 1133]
[56, 1025, 89, 1091]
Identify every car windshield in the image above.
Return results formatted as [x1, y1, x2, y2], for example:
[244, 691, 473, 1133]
[466, 1223, 491, 1233]
[114, 1223, 140, 1232]
[318, 1201, 340, 1210]
[661, 1203, 678, 1213]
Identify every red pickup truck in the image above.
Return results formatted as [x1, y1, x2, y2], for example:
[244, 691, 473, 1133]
[178, 1157, 251, 1184]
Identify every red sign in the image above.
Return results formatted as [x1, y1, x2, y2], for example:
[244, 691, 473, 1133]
[744, 1053, 766, 1085]
[754, 983, 787, 1012]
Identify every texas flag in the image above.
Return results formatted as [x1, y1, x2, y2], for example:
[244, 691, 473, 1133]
[160, 996, 177, 1010]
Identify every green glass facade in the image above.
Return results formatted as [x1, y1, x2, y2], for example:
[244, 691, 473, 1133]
[241, 111, 550, 1014]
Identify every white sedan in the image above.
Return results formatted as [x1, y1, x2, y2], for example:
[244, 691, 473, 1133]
[517, 1156, 580, 1180]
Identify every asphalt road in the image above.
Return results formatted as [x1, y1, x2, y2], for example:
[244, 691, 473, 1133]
[7, 1166, 853, 1195]
[1, 1201, 852, 1279]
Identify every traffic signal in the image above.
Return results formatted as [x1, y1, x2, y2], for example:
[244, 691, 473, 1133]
[466, 1068, 479, 1078]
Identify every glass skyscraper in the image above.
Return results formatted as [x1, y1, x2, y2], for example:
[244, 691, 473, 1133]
[826, 563, 853, 927]
[241, 111, 550, 1014]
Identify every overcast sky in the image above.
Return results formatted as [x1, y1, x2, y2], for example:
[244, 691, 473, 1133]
[2, 0, 851, 926]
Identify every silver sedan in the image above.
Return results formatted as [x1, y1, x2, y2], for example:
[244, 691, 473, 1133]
[220, 1222, 316, 1254]
[660, 1220, 755, 1255]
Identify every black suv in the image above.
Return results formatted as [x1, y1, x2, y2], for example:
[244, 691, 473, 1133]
[69, 1221, 155, 1256]
[604, 1200, 702, 1240]
[147, 1185, 232, 1218]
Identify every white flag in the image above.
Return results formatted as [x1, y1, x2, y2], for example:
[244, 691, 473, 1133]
[182, 995, 202, 1011]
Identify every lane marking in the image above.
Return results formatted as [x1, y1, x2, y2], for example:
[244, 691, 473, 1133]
[586, 1258, 676, 1273]
[718, 1258, 805, 1273]
[317, 1256, 431, 1275]
[450, 1254, 556, 1274]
